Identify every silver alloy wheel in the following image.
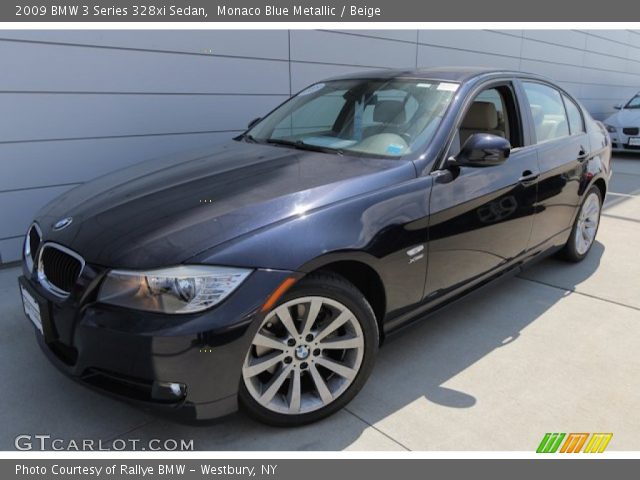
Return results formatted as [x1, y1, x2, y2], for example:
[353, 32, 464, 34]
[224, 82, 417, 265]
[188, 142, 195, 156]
[575, 192, 601, 255]
[242, 296, 365, 415]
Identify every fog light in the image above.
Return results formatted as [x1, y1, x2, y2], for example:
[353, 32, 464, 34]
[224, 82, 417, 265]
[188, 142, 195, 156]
[151, 381, 186, 402]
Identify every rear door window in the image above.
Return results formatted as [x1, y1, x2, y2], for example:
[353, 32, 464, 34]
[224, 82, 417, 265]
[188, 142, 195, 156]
[522, 82, 570, 143]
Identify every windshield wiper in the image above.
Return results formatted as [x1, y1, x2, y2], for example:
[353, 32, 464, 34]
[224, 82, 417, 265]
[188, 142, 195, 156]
[242, 133, 260, 143]
[264, 138, 343, 155]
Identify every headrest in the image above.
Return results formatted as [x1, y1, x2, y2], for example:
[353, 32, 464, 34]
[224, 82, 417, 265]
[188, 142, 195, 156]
[461, 101, 499, 129]
[373, 100, 406, 124]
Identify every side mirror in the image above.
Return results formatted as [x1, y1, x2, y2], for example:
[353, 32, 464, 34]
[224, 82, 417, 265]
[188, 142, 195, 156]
[449, 134, 511, 168]
[614, 104, 623, 110]
[247, 117, 261, 129]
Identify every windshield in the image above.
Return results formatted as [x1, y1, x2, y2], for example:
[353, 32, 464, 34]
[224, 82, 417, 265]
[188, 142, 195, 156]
[244, 78, 458, 158]
[625, 95, 640, 109]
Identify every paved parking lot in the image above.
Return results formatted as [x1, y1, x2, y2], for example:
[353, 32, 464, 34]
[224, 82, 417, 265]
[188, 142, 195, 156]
[1, 155, 639, 451]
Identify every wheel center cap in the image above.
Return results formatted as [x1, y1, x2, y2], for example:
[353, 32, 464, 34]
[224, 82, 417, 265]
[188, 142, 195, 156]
[294, 345, 310, 360]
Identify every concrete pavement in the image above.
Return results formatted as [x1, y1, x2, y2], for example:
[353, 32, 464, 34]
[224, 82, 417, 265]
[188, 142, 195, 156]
[1, 155, 638, 451]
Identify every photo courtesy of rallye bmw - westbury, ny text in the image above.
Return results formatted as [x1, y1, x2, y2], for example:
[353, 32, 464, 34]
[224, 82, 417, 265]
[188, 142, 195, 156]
[1, 0, 639, 479]
[15, 463, 277, 477]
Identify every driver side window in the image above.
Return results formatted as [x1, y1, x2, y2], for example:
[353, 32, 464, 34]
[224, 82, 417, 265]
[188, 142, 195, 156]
[450, 84, 522, 157]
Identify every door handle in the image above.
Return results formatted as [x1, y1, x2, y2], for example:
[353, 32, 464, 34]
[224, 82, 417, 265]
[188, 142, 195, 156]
[519, 170, 539, 185]
[577, 146, 588, 161]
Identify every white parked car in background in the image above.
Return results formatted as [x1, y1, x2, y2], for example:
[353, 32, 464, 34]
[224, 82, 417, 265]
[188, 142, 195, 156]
[604, 93, 640, 151]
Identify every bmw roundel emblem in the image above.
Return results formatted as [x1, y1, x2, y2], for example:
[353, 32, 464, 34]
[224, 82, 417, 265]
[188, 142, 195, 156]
[53, 217, 73, 231]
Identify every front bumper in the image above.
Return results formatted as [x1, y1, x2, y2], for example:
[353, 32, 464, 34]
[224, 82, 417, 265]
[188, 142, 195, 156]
[18, 266, 296, 421]
[609, 131, 640, 151]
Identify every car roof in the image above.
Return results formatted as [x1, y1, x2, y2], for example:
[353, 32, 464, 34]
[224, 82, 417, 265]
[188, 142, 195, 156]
[324, 67, 549, 84]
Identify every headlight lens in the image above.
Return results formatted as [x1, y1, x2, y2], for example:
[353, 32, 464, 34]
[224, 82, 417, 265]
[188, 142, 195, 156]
[605, 124, 617, 133]
[98, 265, 252, 314]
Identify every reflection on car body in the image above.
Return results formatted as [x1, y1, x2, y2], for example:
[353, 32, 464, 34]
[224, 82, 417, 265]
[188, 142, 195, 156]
[477, 196, 518, 224]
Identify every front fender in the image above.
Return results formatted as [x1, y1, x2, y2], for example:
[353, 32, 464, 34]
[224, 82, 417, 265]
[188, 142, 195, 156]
[189, 176, 433, 315]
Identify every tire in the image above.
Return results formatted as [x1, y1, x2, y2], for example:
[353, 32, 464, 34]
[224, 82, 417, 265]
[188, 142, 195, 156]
[560, 186, 603, 262]
[239, 272, 379, 427]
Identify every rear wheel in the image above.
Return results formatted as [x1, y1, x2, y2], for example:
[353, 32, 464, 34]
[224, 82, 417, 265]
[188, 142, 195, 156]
[239, 273, 378, 426]
[560, 186, 602, 262]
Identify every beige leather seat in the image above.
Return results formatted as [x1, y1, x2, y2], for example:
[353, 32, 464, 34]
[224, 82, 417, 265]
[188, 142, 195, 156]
[460, 101, 505, 145]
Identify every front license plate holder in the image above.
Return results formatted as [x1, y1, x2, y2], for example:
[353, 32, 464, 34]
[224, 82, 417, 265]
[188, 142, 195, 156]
[19, 278, 56, 343]
[21, 285, 42, 334]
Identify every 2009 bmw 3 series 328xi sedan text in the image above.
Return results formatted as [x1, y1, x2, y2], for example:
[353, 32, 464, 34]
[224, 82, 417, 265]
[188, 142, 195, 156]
[19, 68, 611, 426]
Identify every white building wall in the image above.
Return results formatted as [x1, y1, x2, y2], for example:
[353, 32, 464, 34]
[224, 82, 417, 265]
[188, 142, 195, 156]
[1, 29, 639, 263]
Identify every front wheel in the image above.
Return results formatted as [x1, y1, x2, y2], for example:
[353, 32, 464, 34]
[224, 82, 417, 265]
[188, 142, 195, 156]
[560, 186, 602, 262]
[239, 273, 379, 426]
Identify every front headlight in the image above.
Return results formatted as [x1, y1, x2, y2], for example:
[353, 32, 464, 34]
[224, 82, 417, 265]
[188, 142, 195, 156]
[605, 124, 617, 133]
[97, 265, 252, 314]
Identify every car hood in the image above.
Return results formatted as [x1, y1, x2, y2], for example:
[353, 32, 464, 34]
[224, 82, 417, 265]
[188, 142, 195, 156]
[35, 141, 416, 269]
[604, 108, 640, 127]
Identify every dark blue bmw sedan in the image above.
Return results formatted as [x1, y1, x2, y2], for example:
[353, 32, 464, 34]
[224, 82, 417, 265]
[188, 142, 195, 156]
[19, 67, 611, 426]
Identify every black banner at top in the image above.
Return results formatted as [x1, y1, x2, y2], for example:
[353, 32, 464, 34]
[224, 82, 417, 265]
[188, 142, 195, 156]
[3, 0, 640, 22]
